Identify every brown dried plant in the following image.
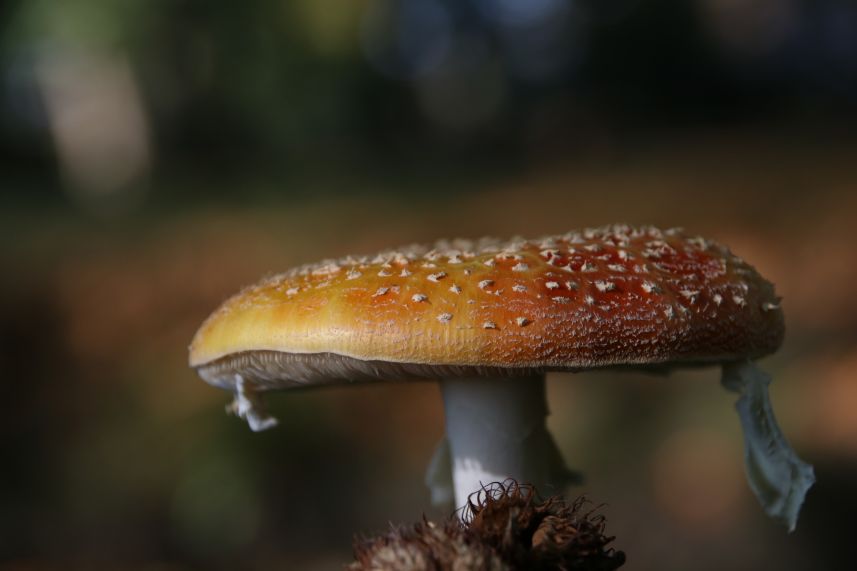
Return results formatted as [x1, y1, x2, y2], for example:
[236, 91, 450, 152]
[349, 480, 625, 571]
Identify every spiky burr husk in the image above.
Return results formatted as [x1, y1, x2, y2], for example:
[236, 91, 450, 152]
[350, 480, 625, 571]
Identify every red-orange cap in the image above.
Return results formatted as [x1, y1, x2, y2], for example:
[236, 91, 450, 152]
[190, 225, 783, 390]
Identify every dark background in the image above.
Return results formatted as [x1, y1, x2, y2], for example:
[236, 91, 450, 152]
[2, 0, 857, 569]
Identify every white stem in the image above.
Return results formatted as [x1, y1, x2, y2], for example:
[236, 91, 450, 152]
[439, 375, 574, 510]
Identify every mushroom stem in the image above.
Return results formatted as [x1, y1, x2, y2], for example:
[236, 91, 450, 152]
[439, 375, 574, 510]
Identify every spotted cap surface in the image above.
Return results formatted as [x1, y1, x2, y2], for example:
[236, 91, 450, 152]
[190, 225, 784, 391]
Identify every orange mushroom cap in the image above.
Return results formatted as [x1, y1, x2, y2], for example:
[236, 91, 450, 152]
[189, 225, 783, 390]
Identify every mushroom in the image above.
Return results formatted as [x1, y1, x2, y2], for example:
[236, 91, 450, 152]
[189, 225, 814, 530]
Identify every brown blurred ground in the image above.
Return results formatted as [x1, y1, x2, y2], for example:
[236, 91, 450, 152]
[2, 131, 855, 570]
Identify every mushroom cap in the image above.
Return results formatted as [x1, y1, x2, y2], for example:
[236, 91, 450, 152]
[190, 225, 784, 391]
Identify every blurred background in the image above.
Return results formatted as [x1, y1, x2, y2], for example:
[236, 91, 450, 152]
[2, 0, 856, 569]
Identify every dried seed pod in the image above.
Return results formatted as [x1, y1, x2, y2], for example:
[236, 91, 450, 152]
[349, 481, 625, 571]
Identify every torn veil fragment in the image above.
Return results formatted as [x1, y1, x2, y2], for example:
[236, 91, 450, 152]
[722, 360, 815, 532]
